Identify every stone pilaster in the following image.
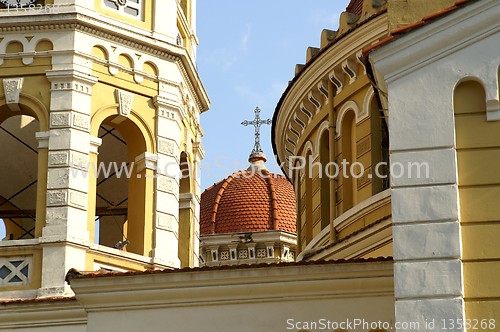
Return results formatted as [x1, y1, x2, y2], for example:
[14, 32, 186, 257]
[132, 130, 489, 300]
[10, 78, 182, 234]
[152, 95, 182, 268]
[191, 141, 204, 267]
[38, 69, 97, 296]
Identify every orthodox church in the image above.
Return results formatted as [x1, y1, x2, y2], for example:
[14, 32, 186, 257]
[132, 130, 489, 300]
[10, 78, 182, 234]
[199, 107, 297, 266]
[0, 0, 499, 331]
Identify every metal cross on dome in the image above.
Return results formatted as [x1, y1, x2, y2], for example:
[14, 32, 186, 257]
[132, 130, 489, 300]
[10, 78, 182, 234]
[241, 107, 272, 154]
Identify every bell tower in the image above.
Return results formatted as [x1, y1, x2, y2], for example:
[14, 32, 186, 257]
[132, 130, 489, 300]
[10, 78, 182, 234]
[0, 0, 208, 299]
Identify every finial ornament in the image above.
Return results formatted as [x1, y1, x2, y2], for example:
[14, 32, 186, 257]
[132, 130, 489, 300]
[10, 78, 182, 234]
[241, 107, 272, 154]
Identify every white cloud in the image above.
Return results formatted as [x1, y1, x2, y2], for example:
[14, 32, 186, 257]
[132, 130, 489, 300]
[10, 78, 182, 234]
[240, 24, 252, 49]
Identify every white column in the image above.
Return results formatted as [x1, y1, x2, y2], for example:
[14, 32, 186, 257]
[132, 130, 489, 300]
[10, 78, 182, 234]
[388, 82, 464, 330]
[38, 69, 97, 296]
[152, 95, 182, 268]
[191, 141, 204, 266]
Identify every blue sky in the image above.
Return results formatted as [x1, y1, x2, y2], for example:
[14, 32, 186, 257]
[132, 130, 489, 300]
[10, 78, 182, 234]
[197, 0, 344, 189]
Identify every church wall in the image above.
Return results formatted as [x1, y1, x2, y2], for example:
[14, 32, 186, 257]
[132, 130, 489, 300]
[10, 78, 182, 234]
[455, 79, 500, 323]
[0, 0, 208, 298]
[370, 0, 499, 328]
[277, 14, 391, 254]
[70, 261, 394, 332]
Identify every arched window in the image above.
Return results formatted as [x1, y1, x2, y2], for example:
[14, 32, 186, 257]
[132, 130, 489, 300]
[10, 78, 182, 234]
[370, 96, 385, 194]
[319, 130, 330, 230]
[0, 114, 40, 241]
[305, 151, 313, 243]
[293, 161, 303, 251]
[92, 115, 147, 256]
[341, 111, 356, 212]
[178, 152, 194, 268]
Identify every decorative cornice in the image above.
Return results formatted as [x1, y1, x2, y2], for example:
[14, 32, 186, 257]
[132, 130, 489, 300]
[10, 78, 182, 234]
[272, 12, 388, 177]
[0, 13, 209, 114]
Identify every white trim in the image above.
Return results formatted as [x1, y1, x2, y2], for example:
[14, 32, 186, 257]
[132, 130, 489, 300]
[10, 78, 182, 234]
[361, 86, 374, 122]
[315, 120, 330, 156]
[335, 100, 359, 137]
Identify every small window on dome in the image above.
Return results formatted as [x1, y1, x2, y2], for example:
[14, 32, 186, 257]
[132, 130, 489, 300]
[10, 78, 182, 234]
[267, 246, 274, 258]
[249, 248, 255, 259]
[211, 250, 218, 262]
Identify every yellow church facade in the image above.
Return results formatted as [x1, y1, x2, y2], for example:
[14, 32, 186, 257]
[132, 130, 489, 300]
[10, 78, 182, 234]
[0, 0, 209, 299]
[1, 0, 500, 331]
[272, 0, 391, 260]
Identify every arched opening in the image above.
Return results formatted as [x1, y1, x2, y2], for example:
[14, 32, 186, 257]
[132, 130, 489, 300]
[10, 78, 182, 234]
[0, 111, 40, 241]
[0, 220, 5, 240]
[178, 152, 194, 268]
[319, 130, 330, 230]
[370, 96, 385, 194]
[454, 80, 487, 114]
[93, 115, 147, 256]
[305, 151, 313, 244]
[293, 162, 303, 251]
[341, 111, 356, 212]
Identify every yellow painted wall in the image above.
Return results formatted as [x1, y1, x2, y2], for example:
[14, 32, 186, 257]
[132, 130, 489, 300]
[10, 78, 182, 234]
[454, 80, 500, 324]
[294, 72, 389, 251]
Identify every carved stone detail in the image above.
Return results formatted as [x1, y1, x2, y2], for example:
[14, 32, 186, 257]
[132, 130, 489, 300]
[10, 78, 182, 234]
[116, 89, 134, 117]
[51, 112, 71, 128]
[47, 190, 68, 206]
[329, 69, 344, 94]
[158, 138, 177, 156]
[157, 107, 177, 121]
[49, 152, 70, 167]
[3, 78, 24, 108]
[157, 213, 178, 234]
[73, 113, 90, 131]
[158, 177, 176, 194]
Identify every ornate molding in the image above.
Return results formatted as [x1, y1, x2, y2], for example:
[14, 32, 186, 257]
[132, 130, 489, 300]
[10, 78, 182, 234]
[115, 89, 134, 117]
[3, 77, 23, 111]
[0, 17, 207, 113]
[35, 131, 50, 149]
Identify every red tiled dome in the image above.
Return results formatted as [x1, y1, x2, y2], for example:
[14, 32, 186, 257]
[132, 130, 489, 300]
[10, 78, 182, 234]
[200, 169, 296, 235]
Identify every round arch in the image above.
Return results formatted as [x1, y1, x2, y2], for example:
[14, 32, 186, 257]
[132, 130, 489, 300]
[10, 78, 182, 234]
[336, 100, 359, 137]
[315, 120, 330, 156]
[91, 104, 154, 153]
[0, 101, 44, 240]
[0, 94, 49, 131]
[362, 86, 375, 121]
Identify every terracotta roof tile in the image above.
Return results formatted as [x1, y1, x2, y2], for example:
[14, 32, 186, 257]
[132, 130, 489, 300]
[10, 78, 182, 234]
[0, 296, 76, 305]
[200, 170, 296, 235]
[362, 0, 476, 57]
[66, 257, 394, 282]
